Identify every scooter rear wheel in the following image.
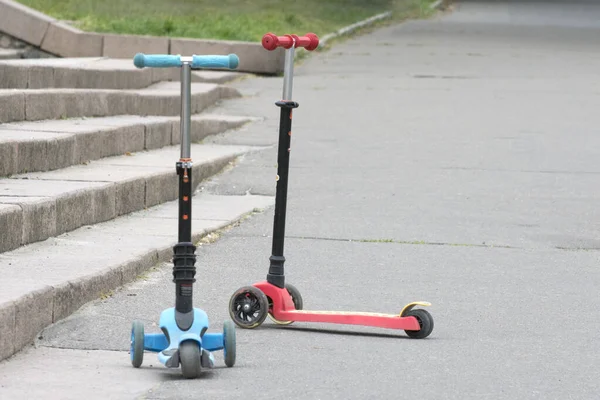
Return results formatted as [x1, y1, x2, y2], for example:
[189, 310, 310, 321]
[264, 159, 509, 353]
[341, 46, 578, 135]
[404, 309, 434, 339]
[180, 341, 202, 379]
[229, 286, 269, 329]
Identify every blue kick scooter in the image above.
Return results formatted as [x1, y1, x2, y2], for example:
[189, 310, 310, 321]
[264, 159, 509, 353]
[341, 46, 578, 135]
[128, 52, 240, 379]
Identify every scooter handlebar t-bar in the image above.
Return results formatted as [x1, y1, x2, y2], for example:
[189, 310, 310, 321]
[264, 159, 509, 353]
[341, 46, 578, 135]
[262, 33, 319, 51]
[133, 53, 239, 69]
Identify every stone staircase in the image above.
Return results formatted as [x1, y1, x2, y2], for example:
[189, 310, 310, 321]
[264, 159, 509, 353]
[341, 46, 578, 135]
[0, 57, 273, 361]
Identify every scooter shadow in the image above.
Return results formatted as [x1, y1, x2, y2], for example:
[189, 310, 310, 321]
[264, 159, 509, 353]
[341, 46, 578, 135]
[155, 366, 230, 382]
[261, 324, 418, 339]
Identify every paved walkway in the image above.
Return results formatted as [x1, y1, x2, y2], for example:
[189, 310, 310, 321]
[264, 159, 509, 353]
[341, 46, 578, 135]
[1, 1, 600, 399]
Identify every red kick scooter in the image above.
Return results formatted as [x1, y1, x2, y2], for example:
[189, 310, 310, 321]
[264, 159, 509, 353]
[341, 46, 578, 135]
[228, 33, 434, 339]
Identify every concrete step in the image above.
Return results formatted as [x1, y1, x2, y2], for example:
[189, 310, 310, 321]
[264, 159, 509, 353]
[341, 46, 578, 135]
[0, 142, 264, 253]
[0, 81, 241, 123]
[0, 48, 24, 60]
[0, 191, 274, 361]
[0, 114, 256, 177]
[0, 57, 246, 89]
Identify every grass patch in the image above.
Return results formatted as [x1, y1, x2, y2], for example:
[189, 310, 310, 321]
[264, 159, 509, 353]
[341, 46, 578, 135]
[17, 0, 435, 42]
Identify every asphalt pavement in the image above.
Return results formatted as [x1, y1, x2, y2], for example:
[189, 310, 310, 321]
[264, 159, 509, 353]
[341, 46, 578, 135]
[1, 0, 600, 399]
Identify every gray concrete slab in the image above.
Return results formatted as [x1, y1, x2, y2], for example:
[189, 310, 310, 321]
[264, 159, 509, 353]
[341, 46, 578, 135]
[0, 82, 241, 123]
[0, 57, 245, 90]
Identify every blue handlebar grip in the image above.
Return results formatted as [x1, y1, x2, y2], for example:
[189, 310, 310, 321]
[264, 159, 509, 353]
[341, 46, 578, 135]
[133, 53, 182, 69]
[192, 54, 239, 70]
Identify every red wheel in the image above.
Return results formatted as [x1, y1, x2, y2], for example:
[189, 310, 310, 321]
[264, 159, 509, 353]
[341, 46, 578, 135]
[268, 283, 303, 325]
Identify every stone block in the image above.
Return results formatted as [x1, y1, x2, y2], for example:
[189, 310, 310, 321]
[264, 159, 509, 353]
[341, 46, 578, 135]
[0, 92, 25, 123]
[136, 93, 180, 116]
[0, 301, 16, 361]
[20, 198, 57, 244]
[14, 287, 54, 352]
[192, 156, 232, 186]
[91, 184, 116, 224]
[74, 129, 107, 163]
[0, 0, 56, 46]
[0, 204, 22, 252]
[15, 136, 47, 173]
[106, 91, 137, 117]
[52, 266, 120, 323]
[103, 33, 169, 59]
[0, 65, 27, 89]
[23, 91, 56, 120]
[156, 246, 175, 264]
[51, 281, 78, 323]
[120, 251, 159, 284]
[60, 90, 110, 119]
[144, 120, 173, 149]
[145, 172, 177, 207]
[25, 90, 110, 121]
[41, 22, 102, 57]
[45, 135, 77, 171]
[115, 178, 146, 216]
[51, 268, 121, 324]
[53, 64, 153, 90]
[190, 88, 220, 114]
[55, 189, 96, 234]
[171, 115, 249, 145]
[151, 68, 174, 84]
[27, 65, 55, 89]
[0, 140, 18, 176]
[170, 37, 285, 74]
[77, 124, 145, 160]
[108, 124, 146, 156]
[15, 134, 76, 173]
[70, 268, 123, 307]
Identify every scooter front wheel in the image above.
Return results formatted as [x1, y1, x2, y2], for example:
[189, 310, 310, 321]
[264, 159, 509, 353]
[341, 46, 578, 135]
[229, 286, 269, 329]
[180, 341, 202, 379]
[268, 283, 303, 325]
[130, 320, 144, 368]
[223, 320, 236, 367]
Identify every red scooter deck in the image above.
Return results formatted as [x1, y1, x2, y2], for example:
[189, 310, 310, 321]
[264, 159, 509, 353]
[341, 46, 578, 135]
[254, 281, 428, 331]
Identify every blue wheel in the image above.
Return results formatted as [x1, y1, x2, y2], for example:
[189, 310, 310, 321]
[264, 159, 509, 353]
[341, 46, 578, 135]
[223, 320, 236, 367]
[130, 320, 144, 368]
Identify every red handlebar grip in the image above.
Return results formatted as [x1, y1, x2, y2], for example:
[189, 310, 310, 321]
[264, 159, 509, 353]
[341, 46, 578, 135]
[262, 32, 319, 51]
